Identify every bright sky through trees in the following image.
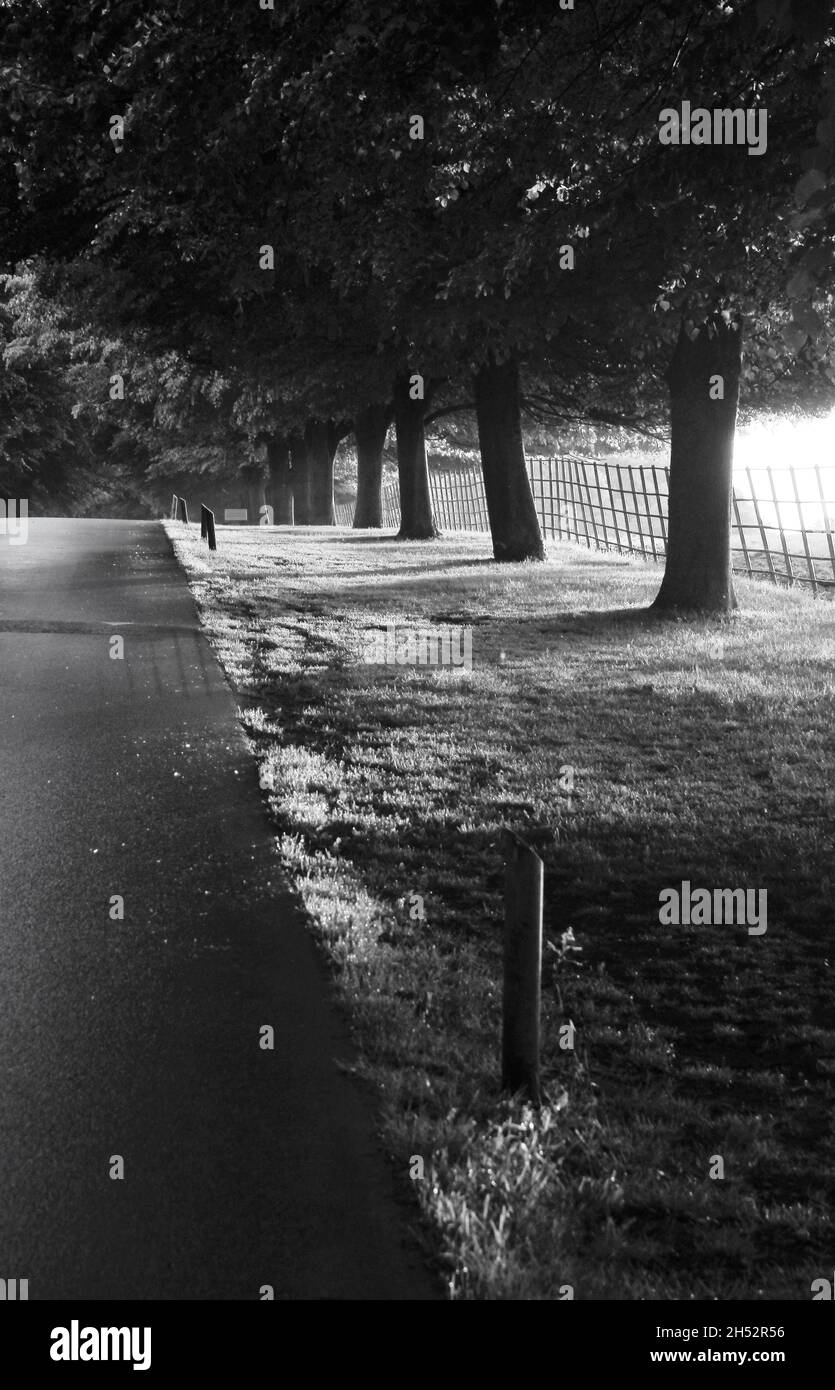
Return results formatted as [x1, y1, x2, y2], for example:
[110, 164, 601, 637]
[734, 410, 835, 474]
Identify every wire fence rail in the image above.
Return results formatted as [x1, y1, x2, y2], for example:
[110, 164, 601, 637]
[334, 455, 835, 595]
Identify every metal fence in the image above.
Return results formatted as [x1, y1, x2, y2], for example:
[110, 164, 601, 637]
[335, 456, 835, 595]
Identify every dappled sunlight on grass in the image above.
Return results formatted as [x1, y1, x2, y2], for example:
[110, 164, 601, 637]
[168, 521, 835, 1300]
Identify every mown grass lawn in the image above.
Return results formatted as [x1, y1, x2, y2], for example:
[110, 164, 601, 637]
[167, 521, 835, 1301]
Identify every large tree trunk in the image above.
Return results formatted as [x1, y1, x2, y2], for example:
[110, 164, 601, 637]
[393, 373, 438, 539]
[305, 419, 336, 525]
[473, 353, 544, 562]
[267, 436, 293, 525]
[353, 402, 390, 528]
[653, 313, 742, 614]
[240, 461, 267, 525]
[289, 432, 311, 524]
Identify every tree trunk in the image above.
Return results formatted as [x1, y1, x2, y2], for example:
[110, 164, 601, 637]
[653, 313, 742, 614]
[473, 353, 544, 562]
[353, 402, 390, 528]
[305, 419, 336, 525]
[393, 373, 438, 539]
[240, 462, 267, 525]
[267, 436, 293, 525]
[289, 432, 311, 524]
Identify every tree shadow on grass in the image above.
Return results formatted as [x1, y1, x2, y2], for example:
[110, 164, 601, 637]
[295, 558, 498, 585]
[537, 605, 668, 634]
[201, 512, 835, 1289]
[210, 532, 835, 1295]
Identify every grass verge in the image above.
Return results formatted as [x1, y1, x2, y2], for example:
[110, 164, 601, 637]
[166, 521, 835, 1301]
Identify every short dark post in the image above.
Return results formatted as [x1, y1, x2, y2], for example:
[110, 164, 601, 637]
[177, 496, 189, 524]
[205, 506, 216, 551]
[502, 829, 544, 1104]
[200, 504, 207, 539]
[170, 494, 178, 520]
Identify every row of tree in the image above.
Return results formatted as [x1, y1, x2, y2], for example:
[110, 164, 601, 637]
[1, 0, 833, 611]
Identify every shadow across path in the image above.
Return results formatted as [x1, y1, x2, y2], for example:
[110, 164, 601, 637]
[0, 519, 440, 1300]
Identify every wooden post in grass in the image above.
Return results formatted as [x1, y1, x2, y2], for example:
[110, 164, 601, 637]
[177, 496, 189, 524]
[502, 829, 543, 1105]
[170, 494, 178, 520]
[204, 506, 216, 551]
[200, 505, 206, 539]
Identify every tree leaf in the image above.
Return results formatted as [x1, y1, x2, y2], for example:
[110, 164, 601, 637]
[794, 168, 827, 208]
[781, 324, 807, 353]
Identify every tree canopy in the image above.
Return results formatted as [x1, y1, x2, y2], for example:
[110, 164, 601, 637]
[1, 0, 832, 551]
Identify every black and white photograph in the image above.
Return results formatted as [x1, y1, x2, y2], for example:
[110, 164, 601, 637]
[1, 0, 833, 1362]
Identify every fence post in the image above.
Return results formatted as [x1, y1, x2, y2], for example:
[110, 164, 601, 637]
[502, 828, 544, 1105]
[815, 465, 835, 586]
[747, 468, 776, 585]
[789, 466, 817, 592]
[200, 504, 216, 550]
[766, 468, 793, 586]
[177, 496, 189, 524]
[732, 491, 752, 579]
[170, 494, 178, 521]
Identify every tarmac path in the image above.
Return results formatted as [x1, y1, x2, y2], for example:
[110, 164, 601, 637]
[0, 518, 439, 1300]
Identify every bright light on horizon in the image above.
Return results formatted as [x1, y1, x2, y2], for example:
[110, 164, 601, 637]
[734, 410, 835, 475]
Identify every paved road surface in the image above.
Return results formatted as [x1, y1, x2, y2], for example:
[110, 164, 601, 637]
[0, 518, 439, 1300]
